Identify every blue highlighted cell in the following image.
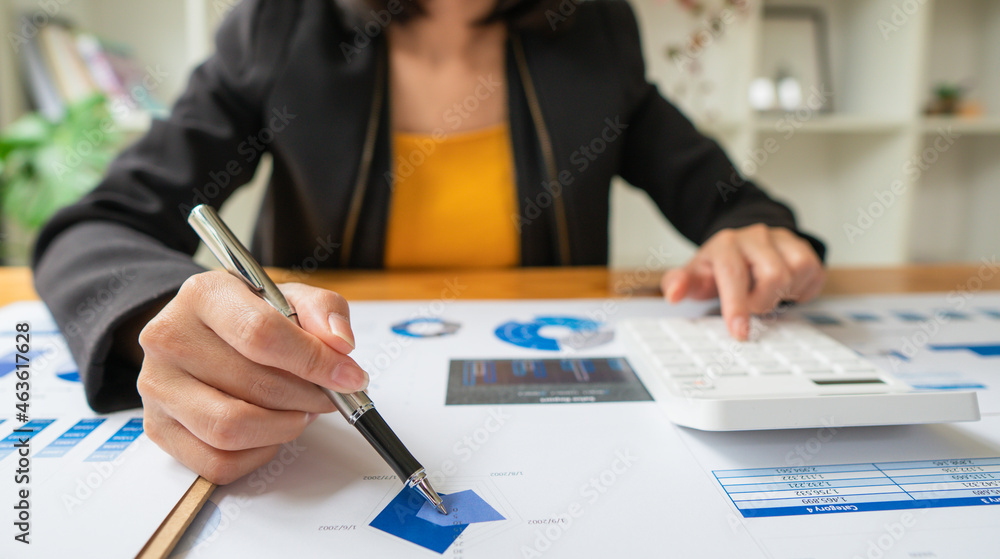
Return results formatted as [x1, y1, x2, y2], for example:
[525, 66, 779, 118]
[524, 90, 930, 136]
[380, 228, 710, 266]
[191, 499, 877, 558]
[85, 418, 143, 462]
[416, 490, 505, 526]
[848, 312, 882, 322]
[370, 488, 467, 554]
[0, 419, 56, 460]
[929, 344, 1000, 357]
[37, 419, 106, 458]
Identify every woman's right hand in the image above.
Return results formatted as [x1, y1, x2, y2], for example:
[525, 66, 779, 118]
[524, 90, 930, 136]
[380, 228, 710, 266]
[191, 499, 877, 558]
[136, 271, 368, 484]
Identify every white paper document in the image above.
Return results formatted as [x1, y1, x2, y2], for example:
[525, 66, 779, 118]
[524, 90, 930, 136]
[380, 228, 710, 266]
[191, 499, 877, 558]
[0, 301, 199, 558]
[162, 294, 1000, 559]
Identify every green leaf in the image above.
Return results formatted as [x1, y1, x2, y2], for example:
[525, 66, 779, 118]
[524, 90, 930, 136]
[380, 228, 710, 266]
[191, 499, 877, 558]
[0, 115, 52, 159]
[1, 94, 124, 230]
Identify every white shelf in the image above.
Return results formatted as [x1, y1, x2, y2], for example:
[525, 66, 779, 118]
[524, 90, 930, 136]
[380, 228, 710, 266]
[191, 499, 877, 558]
[921, 116, 1000, 135]
[754, 114, 910, 135]
[617, 0, 998, 267]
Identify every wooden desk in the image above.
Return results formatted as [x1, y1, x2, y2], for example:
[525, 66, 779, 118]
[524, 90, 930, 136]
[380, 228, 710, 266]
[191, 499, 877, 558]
[3, 263, 999, 557]
[6, 263, 1000, 305]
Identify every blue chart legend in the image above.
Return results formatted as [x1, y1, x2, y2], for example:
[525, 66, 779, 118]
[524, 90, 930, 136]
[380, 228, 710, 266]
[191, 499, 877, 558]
[85, 418, 143, 462]
[0, 419, 56, 460]
[716, 457, 1000, 518]
[370, 489, 504, 554]
[446, 357, 652, 405]
[37, 419, 106, 458]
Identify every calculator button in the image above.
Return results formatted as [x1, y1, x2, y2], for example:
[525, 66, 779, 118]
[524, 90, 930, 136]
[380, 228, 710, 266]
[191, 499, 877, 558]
[653, 353, 695, 366]
[664, 365, 706, 378]
[752, 363, 793, 375]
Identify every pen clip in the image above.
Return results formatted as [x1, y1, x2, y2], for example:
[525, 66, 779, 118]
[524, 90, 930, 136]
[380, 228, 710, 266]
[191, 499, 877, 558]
[187, 204, 297, 319]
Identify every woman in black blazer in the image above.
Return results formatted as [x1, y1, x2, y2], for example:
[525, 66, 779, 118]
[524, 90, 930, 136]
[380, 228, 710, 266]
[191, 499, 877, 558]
[32, 0, 826, 483]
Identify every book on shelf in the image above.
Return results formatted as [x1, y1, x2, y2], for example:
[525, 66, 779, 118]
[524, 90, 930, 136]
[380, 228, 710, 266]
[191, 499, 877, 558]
[14, 17, 165, 126]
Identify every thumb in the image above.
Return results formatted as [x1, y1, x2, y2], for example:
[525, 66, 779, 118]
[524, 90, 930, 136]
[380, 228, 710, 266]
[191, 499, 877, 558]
[278, 283, 356, 355]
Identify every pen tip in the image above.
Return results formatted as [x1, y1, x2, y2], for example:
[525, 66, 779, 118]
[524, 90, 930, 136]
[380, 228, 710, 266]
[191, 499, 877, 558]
[437, 503, 448, 515]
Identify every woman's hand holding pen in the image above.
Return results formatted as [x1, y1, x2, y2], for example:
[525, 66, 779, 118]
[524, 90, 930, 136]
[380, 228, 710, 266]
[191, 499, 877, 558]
[136, 271, 367, 484]
[662, 224, 826, 341]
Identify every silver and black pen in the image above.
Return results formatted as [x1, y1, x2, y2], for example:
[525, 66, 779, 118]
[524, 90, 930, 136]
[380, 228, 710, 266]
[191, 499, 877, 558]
[188, 204, 447, 515]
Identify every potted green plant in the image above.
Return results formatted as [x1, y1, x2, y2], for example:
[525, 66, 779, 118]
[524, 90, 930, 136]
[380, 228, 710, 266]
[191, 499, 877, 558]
[0, 94, 122, 264]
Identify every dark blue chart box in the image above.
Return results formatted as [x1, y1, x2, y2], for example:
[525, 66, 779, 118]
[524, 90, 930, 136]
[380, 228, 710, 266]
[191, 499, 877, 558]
[446, 357, 652, 405]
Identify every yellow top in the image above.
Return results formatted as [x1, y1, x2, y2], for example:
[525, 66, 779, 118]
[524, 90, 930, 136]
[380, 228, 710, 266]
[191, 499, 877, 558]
[384, 123, 520, 268]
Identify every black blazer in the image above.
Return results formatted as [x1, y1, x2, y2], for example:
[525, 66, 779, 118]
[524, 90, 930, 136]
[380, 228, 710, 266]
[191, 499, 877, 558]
[32, 0, 824, 412]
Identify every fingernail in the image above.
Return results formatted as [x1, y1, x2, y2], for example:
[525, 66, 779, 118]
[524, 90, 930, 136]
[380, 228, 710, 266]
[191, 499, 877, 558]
[730, 316, 749, 340]
[332, 362, 368, 392]
[328, 313, 356, 351]
[665, 278, 677, 300]
[305, 412, 319, 424]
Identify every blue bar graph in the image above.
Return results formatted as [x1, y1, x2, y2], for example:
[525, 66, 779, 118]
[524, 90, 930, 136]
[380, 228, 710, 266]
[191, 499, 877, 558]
[0, 419, 56, 460]
[512, 361, 527, 377]
[978, 308, 1000, 320]
[894, 311, 927, 322]
[37, 419, 106, 458]
[937, 311, 970, 320]
[804, 313, 841, 326]
[85, 418, 143, 462]
[930, 344, 1000, 357]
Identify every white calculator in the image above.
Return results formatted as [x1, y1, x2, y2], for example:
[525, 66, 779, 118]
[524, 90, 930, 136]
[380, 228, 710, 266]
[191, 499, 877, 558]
[619, 317, 981, 431]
